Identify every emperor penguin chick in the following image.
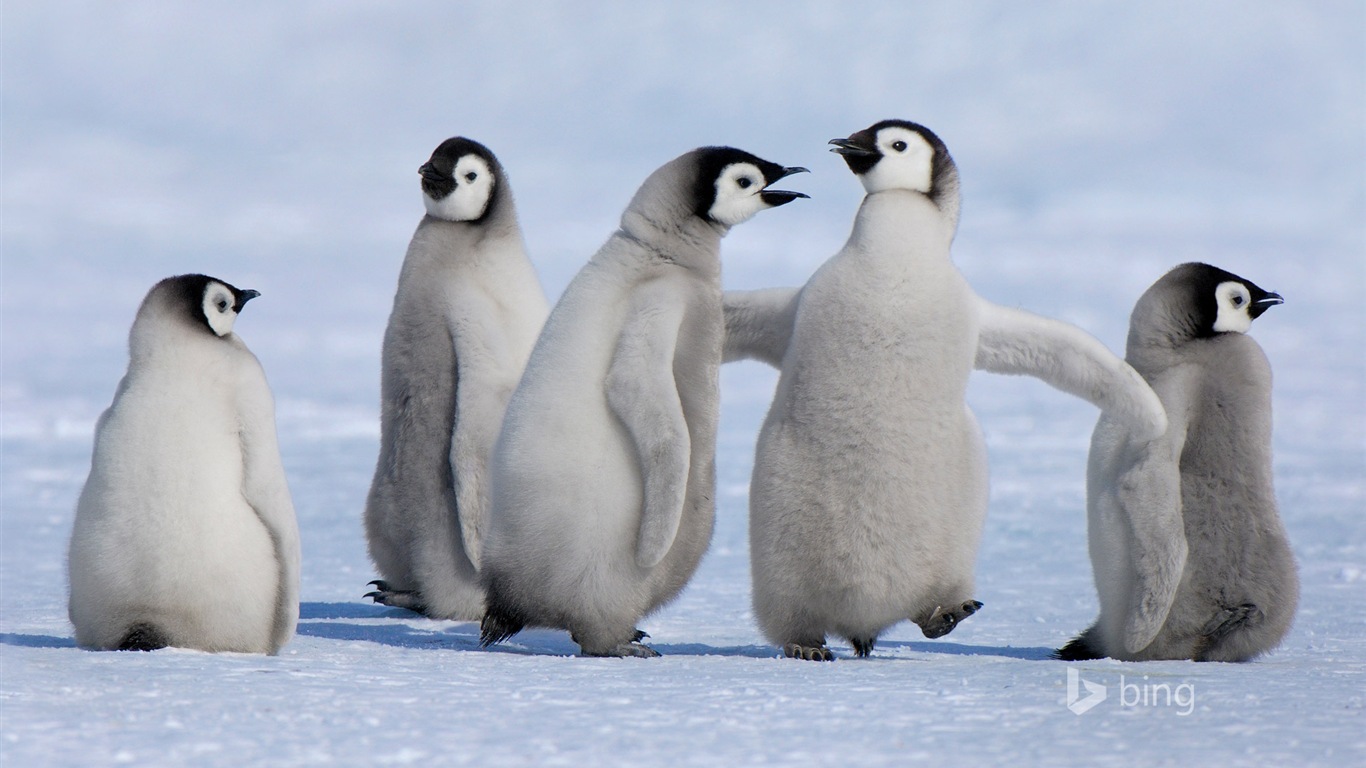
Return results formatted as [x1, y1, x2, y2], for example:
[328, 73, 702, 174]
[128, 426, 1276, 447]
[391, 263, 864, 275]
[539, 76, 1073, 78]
[364, 137, 549, 619]
[68, 275, 299, 654]
[479, 147, 808, 657]
[735, 120, 1167, 660]
[1058, 262, 1296, 662]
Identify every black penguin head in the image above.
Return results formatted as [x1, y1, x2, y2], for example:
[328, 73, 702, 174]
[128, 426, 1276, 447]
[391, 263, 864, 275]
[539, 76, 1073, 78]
[163, 274, 259, 338]
[1154, 262, 1283, 340]
[691, 146, 809, 228]
[829, 119, 957, 203]
[419, 137, 501, 223]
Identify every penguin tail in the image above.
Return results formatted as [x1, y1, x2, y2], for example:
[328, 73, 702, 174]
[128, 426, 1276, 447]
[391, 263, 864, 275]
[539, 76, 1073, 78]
[479, 608, 525, 647]
[479, 578, 527, 647]
[1053, 625, 1105, 661]
[117, 622, 169, 652]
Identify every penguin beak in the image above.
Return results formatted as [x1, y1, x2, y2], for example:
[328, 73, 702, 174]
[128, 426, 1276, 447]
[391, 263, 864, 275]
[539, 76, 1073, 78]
[829, 136, 877, 157]
[235, 289, 261, 312]
[759, 167, 810, 208]
[1249, 291, 1284, 319]
[418, 162, 445, 184]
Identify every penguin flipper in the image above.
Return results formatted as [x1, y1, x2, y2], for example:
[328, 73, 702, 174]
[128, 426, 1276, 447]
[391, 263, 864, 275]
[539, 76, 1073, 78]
[606, 285, 690, 570]
[236, 358, 302, 655]
[722, 287, 801, 366]
[1115, 387, 1192, 654]
[974, 298, 1168, 442]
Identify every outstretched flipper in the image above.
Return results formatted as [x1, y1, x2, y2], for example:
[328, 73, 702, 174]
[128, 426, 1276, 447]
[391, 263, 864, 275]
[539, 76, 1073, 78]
[605, 283, 690, 570]
[722, 287, 801, 366]
[974, 298, 1167, 442]
[365, 580, 429, 615]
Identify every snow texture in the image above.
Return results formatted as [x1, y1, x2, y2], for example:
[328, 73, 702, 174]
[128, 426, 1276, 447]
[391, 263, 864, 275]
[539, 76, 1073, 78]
[3, 2, 1363, 765]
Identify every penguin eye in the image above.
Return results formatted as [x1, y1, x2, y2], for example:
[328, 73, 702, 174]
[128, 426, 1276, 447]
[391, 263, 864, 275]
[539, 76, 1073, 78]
[215, 298, 229, 313]
[737, 177, 753, 189]
[465, 172, 478, 183]
[1231, 295, 1245, 307]
[892, 140, 908, 152]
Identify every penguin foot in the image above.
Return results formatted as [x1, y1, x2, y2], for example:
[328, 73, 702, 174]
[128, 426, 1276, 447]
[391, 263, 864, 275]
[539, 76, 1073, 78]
[1201, 603, 1264, 641]
[364, 580, 428, 615]
[849, 636, 877, 658]
[582, 641, 661, 659]
[919, 600, 984, 639]
[782, 642, 834, 661]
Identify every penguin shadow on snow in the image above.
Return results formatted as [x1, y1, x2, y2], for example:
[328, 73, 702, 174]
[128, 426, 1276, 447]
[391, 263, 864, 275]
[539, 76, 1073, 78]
[296, 603, 778, 658]
[0, 633, 77, 649]
[876, 639, 1057, 661]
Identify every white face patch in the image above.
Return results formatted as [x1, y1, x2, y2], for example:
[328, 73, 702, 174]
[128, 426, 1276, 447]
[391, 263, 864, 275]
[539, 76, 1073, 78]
[859, 127, 935, 195]
[707, 162, 770, 227]
[424, 155, 496, 222]
[202, 281, 238, 337]
[1212, 280, 1254, 334]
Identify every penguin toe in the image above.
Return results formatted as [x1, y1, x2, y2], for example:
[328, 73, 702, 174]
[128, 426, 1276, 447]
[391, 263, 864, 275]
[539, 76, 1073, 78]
[783, 642, 834, 661]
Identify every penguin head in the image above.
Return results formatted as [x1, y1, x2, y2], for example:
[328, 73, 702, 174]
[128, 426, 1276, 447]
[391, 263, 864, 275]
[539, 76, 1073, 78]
[1138, 262, 1283, 344]
[147, 274, 259, 339]
[197, 277, 259, 337]
[830, 120, 959, 203]
[691, 147, 809, 228]
[419, 137, 501, 223]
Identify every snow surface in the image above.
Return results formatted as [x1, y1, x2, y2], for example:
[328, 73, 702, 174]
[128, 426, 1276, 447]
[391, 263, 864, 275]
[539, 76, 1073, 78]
[3, 2, 1364, 766]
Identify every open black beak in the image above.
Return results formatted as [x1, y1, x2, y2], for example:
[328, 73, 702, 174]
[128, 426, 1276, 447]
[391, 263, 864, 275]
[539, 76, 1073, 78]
[1249, 291, 1284, 319]
[235, 289, 261, 313]
[760, 167, 810, 207]
[829, 137, 877, 157]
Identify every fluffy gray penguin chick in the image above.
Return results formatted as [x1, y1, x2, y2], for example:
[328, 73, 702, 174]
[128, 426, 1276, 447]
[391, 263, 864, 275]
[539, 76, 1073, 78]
[479, 146, 807, 657]
[365, 137, 549, 619]
[727, 119, 1167, 660]
[1058, 262, 1296, 662]
[68, 274, 300, 654]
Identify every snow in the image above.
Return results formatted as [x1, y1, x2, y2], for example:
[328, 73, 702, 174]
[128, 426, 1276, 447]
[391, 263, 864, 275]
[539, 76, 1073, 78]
[3, 2, 1364, 766]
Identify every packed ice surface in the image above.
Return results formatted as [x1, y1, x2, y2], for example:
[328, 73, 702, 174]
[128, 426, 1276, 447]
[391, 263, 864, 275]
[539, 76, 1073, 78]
[3, 3, 1363, 766]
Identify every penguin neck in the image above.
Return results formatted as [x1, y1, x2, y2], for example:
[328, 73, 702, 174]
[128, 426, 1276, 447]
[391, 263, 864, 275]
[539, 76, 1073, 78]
[846, 189, 957, 263]
[617, 207, 724, 281]
[1124, 292, 1206, 373]
[128, 308, 234, 370]
[415, 204, 524, 267]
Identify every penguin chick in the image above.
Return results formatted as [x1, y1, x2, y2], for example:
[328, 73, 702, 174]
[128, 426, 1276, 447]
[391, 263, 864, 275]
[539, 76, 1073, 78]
[364, 137, 549, 619]
[68, 274, 299, 654]
[479, 146, 807, 657]
[734, 119, 1166, 661]
[1058, 262, 1296, 662]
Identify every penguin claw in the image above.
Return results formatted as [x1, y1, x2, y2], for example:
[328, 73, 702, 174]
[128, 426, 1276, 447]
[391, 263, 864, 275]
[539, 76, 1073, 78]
[783, 642, 834, 661]
[849, 637, 877, 658]
[364, 584, 428, 615]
